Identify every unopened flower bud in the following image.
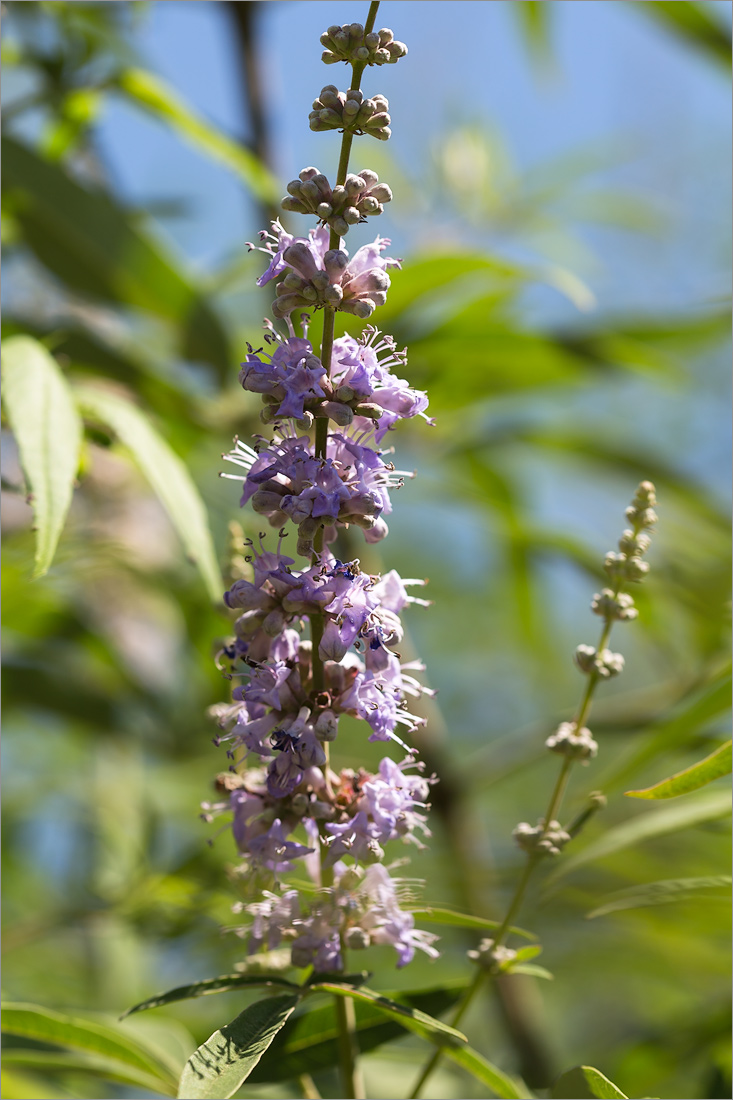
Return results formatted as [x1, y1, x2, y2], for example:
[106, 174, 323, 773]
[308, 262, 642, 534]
[574, 644, 597, 673]
[545, 722, 598, 763]
[591, 588, 638, 621]
[468, 937, 518, 972]
[345, 926, 370, 950]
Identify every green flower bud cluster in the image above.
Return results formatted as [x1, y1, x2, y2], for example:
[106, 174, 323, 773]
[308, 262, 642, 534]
[282, 167, 392, 237]
[545, 722, 598, 763]
[513, 818, 570, 857]
[467, 938, 518, 973]
[309, 85, 391, 140]
[320, 23, 408, 67]
[574, 644, 625, 678]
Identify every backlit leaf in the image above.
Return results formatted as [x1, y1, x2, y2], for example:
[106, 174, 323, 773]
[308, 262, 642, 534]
[444, 1043, 531, 1099]
[625, 740, 731, 799]
[551, 1064, 628, 1099]
[75, 385, 223, 601]
[1, 1002, 177, 1094]
[117, 69, 279, 204]
[1, 336, 82, 577]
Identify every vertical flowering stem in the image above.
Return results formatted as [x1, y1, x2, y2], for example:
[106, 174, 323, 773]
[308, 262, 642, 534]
[410, 482, 658, 1099]
[309, 0, 381, 707]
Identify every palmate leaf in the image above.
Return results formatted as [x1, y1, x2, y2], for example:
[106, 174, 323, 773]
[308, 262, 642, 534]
[2, 135, 230, 377]
[551, 1064, 628, 1099]
[176, 994, 299, 1100]
[75, 384, 223, 602]
[1, 1002, 178, 1094]
[587, 875, 732, 919]
[248, 985, 466, 1084]
[625, 740, 732, 800]
[1, 336, 82, 577]
[116, 69, 280, 204]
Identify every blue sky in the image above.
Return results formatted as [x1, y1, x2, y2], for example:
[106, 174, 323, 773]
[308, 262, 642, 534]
[94, 0, 731, 323]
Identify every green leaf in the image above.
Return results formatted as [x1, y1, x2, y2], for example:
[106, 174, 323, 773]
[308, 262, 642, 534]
[306, 982, 467, 1048]
[248, 985, 466, 1084]
[122, 974, 301, 1018]
[587, 875, 732, 919]
[0, 1048, 175, 1095]
[599, 664, 732, 792]
[508, 964, 554, 980]
[2, 135, 230, 376]
[629, 1, 732, 69]
[444, 1044, 531, 1099]
[117, 69, 279, 204]
[412, 906, 537, 940]
[176, 993, 299, 1100]
[551, 1064, 628, 1099]
[625, 740, 732, 800]
[1, 1002, 178, 1094]
[74, 385, 223, 601]
[1, 335, 82, 576]
[550, 788, 732, 882]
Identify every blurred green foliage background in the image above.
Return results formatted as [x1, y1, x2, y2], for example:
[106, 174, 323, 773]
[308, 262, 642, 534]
[2, 3, 731, 1099]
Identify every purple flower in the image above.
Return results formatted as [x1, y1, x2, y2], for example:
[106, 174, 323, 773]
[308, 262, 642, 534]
[325, 810, 384, 864]
[360, 757, 433, 845]
[245, 889, 301, 953]
[248, 817, 315, 872]
[359, 864, 439, 967]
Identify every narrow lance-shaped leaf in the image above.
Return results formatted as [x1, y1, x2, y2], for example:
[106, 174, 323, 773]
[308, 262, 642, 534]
[176, 993, 299, 1100]
[443, 1044, 532, 1099]
[2, 135, 230, 377]
[75, 385, 223, 602]
[0, 1048, 176, 1096]
[248, 985, 467, 1085]
[412, 906, 537, 940]
[549, 788, 731, 883]
[1, 1003, 178, 1094]
[551, 1064, 628, 1099]
[1, 336, 82, 577]
[117, 69, 280, 204]
[306, 981, 466, 1048]
[625, 740, 732, 800]
[587, 875, 732, 919]
[123, 974, 301, 1018]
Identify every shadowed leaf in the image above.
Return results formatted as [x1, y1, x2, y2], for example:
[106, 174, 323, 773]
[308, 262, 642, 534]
[2, 135, 230, 377]
[306, 982, 467, 1048]
[176, 994, 299, 1099]
[123, 974, 301, 1018]
[248, 985, 466, 1084]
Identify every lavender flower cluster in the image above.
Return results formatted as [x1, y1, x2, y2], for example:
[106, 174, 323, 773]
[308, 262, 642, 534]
[206, 18, 439, 973]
